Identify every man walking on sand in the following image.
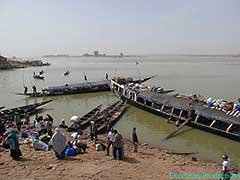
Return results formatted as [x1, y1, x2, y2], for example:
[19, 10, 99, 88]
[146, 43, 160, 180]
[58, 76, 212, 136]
[132, 128, 139, 152]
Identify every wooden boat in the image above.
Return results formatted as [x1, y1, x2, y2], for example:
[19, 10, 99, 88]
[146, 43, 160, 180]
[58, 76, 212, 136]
[64, 70, 70, 76]
[42, 62, 50, 66]
[96, 101, 128, 134]
[0, 100, 52, 121]
[111, 79, 240, 142]
[67, 104, 102, 132]
[80, 101, 121, 130]
[112, 75, 156, 85]
[87, 101, 120, 125]
[16, 92, 42, 97]
[33, 75, 45, 80]
[15, 76, 156, 98]
[16, 80, 111, 97]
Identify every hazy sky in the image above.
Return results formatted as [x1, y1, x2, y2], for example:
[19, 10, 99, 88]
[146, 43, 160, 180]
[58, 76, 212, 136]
[0, 0, 240, 57]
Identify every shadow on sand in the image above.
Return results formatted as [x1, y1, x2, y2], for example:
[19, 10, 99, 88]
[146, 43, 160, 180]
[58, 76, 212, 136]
[19, 157, 32, 162]
[123, 156, 140, 164]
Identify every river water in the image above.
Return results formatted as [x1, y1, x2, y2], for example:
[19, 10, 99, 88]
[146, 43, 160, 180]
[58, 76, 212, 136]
[0, 55, 240, 168]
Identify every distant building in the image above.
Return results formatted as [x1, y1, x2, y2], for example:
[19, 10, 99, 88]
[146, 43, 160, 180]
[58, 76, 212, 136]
[82, 53, 91, 57]
[0, 55, 12, 69]
[94, 51, 99, 56]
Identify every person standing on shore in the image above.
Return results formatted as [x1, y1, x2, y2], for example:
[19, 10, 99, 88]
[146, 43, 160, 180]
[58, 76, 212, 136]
[50, 128, 67, 159]
[113, 130, 123, 160]
[24, 112, 30, 125]
[32, 85, 37, 94]
[14, 113, 21, 132]
[132, 128, 139, 152]
[106, 128, 114, 156]
[6, 129, 22, 160]
[24, 86, 28, 94]
[90, 121, 97, 142]
[221, 154, 231, 180]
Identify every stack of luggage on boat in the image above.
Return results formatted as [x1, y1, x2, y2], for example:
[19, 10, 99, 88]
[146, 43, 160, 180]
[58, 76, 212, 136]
[206, 97, 240, 118]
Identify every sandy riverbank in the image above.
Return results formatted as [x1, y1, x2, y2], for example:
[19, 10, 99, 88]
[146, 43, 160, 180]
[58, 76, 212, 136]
[0, 129, 239, 180]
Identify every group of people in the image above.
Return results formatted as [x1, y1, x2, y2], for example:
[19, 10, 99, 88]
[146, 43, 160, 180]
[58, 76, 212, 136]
[105, 127, 139, 160]
[0, 111, 233, 180]
[48, 128, 87, 159]
[24, 85, 37, 94]
[0, 112, 88, 160]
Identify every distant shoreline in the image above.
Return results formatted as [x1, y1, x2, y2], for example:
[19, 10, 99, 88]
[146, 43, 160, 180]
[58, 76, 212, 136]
[182, 54, 240, 58]
[42, 55, 139, 58]
[42, 54, 240, 58]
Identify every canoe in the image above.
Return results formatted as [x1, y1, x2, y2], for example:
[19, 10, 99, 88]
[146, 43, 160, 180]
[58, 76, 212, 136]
[97, 101, 128, 134]
[67, 104, 102, 132]
[33, 75, 45, 80]
[16, 92, 42, 97]
[0, 100, 52, 121]
[64, 71, 70, 76]
[15, 76, 156, 98]
[80, 101, 121, 130]
[16, 80, 111, 97]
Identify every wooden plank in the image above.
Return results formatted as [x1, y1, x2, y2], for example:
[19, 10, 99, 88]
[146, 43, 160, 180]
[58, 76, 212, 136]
[164, 119, 190, 140]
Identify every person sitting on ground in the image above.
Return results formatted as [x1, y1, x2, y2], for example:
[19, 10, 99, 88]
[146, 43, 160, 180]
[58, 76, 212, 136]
[45, 114, 54, 124]
[6, 129, 22, 160]
[49, 128, 67, 159]
[132, 127, 139, 152]
[35, 118, 43, 136]
[45, 120, 53, 137]
[1, 132, 10, 149]
[38, 132, 51, 144]
[59, 119, 68, 129]
[68, 136, 88, 154]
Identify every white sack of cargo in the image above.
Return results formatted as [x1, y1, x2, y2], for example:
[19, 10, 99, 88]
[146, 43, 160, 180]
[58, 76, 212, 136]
[32, 140, 48, 151]
[70, 116, 80, 122]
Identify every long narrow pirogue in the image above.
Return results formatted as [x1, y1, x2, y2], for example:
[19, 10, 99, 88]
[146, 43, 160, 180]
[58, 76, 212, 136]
[67, 101, 121, 132]
[67, 104, 103, 132]
[15, 76, 156, 98]
[0, 100, 52, 121]
[111, 79, 240, 142]
[86, 101, 121, 128]
[96, 101, 128, 134]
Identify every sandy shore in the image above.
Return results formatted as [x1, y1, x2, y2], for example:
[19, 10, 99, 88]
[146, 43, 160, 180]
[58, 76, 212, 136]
[0, 129, 239, 180]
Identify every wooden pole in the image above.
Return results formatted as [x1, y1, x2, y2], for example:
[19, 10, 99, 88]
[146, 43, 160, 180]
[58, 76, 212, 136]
[163, 118, 190, 140]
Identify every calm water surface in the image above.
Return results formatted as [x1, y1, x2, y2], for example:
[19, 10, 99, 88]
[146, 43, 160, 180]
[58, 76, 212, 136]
[0, 55, 240, 168]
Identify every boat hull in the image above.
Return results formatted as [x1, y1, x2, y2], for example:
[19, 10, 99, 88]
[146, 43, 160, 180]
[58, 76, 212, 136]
[120, 95, 240, 142]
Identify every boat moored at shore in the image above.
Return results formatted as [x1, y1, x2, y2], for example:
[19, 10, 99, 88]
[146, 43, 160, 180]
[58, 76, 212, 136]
[110, 79, 240, 142]
[16, 76, 156, 98]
